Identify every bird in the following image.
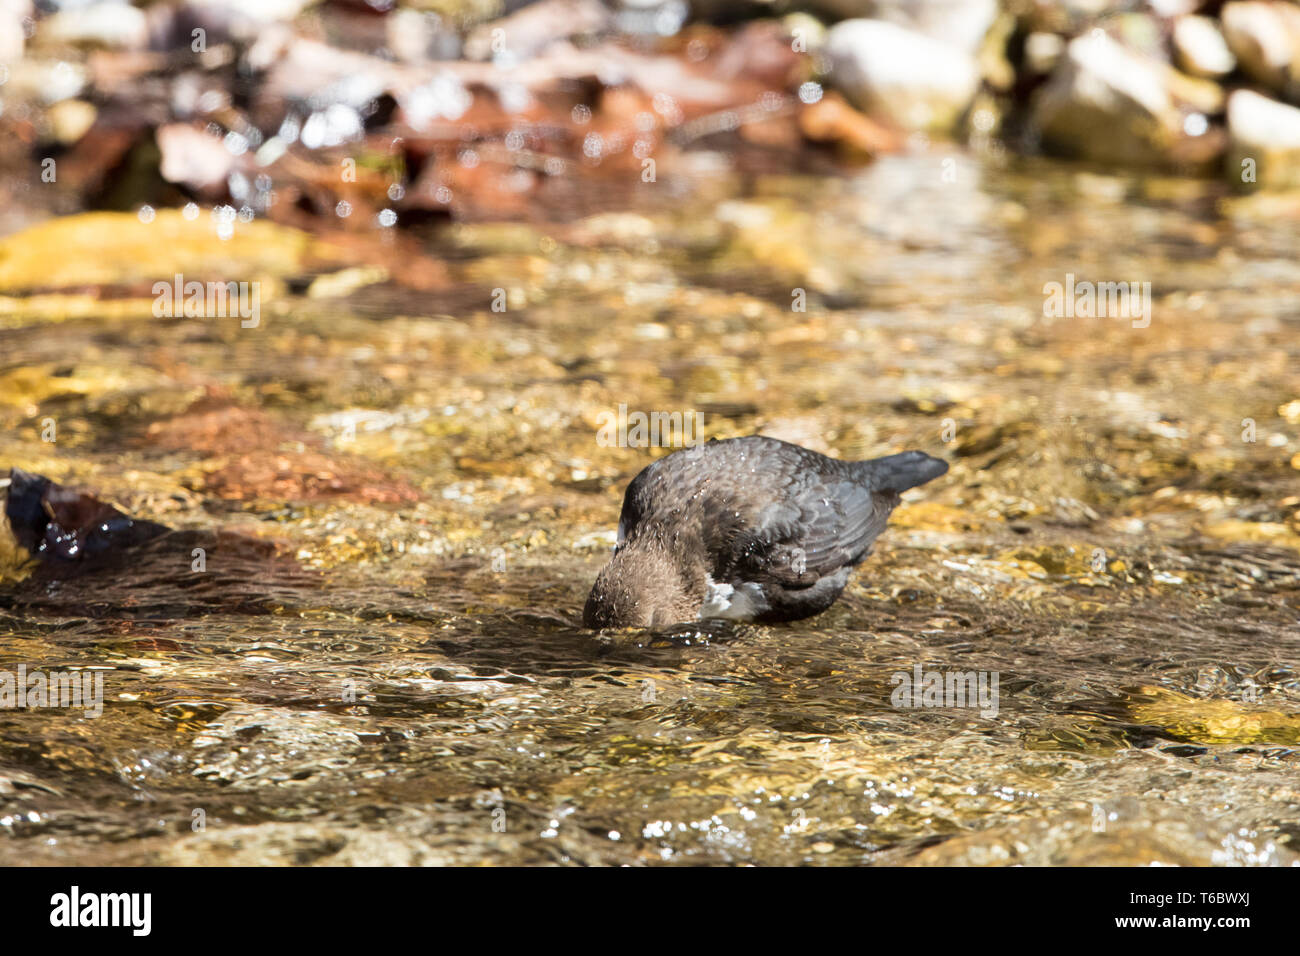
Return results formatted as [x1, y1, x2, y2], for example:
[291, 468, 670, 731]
[582, 436, 948, 628]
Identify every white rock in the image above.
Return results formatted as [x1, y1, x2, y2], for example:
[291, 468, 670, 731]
[1173, 15, 1236, 78]
[387, 9, 460, 63]
[203, 0, 307, 30]
[38, 1, 148, 50]
[1227, 88, 1300, 189]
[1220, 1, 1300, 94]
[1032, 32, 1180, 166]
[825, 18, 980, 132]
[5, 58, 87, 104]
[1024, 31, 1065, 75]
[808, 0, 996, 55]
[1149, 0, 1198, 14]
[0, 0, 30, 64]
[157, 123, 234, 191]
[463, 0, 611, 62]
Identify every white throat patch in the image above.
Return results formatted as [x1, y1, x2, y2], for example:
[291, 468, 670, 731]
[699, 575, 768, 621]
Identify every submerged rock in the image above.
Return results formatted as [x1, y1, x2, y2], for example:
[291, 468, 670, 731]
[2, 467, 319, 616]
[5, 467, 168, 562]
[143, 396, 424, 505]
[0, 210, 324, 293]
[825, 18, 980, 133]
[902, 800, 1298, 866]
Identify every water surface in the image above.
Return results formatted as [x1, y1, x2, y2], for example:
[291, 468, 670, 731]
[0, 153, 1298, 865]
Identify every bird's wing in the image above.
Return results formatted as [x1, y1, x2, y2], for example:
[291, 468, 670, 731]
[727, 478, 896, 587]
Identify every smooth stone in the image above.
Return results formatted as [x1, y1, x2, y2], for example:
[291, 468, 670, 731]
[825, 18, 980, 133]
[1173, 15, 1236, 79]
[1024, 31, 1065, 75]
[1227, 88, 1300, 189]
[1033, 32, 1223, 169]
[1220, 1, 1300, 95]
[806, 0, 996, 55]
[37, 1, 148, 50]
[1034, 32, 1179, 166]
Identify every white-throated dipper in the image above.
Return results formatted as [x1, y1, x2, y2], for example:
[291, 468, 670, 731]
[582, 436, 949, 628]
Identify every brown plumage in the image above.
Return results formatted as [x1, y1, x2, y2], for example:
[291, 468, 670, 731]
[583, 436, 948, 628]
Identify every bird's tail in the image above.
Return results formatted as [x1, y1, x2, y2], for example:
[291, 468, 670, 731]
[857, 450, 948, 493]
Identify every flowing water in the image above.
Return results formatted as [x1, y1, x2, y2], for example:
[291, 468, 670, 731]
[0, 152, 1298, 865]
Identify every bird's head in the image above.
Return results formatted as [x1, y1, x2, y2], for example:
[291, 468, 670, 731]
[582, 540, 697, 629]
